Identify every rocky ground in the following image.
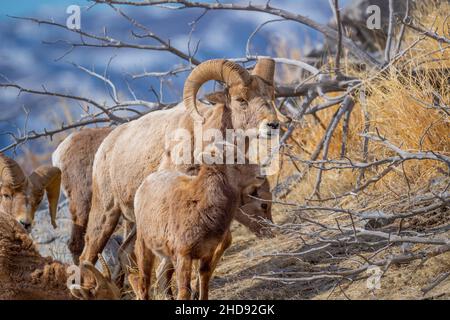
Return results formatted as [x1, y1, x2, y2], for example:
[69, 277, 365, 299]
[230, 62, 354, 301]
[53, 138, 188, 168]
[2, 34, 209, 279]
[31, 201, 73, 264]
[31, 201, 122, 271]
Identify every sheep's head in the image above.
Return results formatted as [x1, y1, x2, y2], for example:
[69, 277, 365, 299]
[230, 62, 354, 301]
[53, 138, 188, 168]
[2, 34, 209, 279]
[237, 180, 274, 238]
[217, 159, 267, 203]
[70, 254, 121, 300]
[221, 159, 273, 237]
[183, 58, 281, 137]
[0, 153, 61, 231]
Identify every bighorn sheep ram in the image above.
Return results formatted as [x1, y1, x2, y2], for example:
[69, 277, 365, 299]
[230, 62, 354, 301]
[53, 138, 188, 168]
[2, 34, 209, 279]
[80, 58, 280, 266]
[0, 207, 120, 300]
[131, 145, 266, 300]
[52, 127, 113, 263]
[0, 153, 61, 231]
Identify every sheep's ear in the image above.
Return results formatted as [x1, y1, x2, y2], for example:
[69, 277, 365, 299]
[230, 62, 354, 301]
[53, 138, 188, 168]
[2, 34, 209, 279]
[28, 166, 61, 229]
[204, 91, 227, 105]
[243, 185, 259, 199]
[252, 58, 275, 85]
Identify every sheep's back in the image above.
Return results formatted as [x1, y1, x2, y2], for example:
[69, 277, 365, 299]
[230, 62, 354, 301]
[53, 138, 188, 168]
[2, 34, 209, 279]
[52, 127, 113, 206]
[93, 106, 187, 221]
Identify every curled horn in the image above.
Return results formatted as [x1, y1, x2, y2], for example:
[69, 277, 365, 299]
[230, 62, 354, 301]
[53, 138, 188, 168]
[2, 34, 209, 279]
[28, 166, 61, 228]
[0, 153, 27, 189]
[69, 284, 90, 300]
[81, 256, 121, 300]
[183, 59, 251, 122]
[81, 261, 107, 287]
[252, 58, 275, 85]
[98, 254, 112, 280]
[79, 260, 121, 300]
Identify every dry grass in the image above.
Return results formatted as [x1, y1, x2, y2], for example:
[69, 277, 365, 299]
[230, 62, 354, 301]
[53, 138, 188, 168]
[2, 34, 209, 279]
[210, 217, 450, 300]
[276, 2, 450, 204]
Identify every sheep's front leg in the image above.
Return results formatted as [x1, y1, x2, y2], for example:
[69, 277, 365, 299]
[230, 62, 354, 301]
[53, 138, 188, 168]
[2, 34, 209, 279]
[115, 226, 137, 288]
[175, 255, 192, 300]
[130, 234, 154, 300]
[67, 196, 90, 265]
[192, 230, 232, 299]
[156, 258, 175, 300]
[80, 195, 121, 265]
[198, 255, 214, 300]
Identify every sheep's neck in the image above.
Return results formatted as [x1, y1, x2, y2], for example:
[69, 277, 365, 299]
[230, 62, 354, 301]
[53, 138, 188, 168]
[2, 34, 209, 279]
[188, 105, 238, 234]
[193, 166, 239, 235]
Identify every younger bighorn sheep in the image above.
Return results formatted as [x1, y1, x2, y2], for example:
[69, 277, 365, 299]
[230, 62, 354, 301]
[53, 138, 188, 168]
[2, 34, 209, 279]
[52, 127, 113, 263]
[0, 153, 61, 231]
[0, 209, 120, 300]
[131, 142, 266, 300]
[116, 178, 272, 296]
[148, 180, 273, 300]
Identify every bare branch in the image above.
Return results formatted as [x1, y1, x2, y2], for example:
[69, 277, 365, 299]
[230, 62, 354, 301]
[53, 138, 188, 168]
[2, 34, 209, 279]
[93, 0, 382, 68]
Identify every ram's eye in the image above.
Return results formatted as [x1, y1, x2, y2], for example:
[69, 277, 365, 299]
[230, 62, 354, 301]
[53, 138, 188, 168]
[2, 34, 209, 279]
[2, 194, 12, 200]
[236, 97, 247, 104]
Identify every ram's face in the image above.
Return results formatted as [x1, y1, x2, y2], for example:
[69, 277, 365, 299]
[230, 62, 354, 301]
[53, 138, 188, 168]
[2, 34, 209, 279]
[228, 77, 279, 137]
[0, 154, 62, 231]
[0, 183, 34, 231]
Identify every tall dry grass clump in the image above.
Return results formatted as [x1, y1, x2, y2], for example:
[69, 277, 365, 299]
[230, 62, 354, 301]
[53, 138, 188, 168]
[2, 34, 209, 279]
[275, 1, 450, 208]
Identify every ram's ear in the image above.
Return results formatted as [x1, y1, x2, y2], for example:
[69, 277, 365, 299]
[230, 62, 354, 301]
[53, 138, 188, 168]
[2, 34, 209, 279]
[28, 166, 61, 229]
[204, 91, 227, 105]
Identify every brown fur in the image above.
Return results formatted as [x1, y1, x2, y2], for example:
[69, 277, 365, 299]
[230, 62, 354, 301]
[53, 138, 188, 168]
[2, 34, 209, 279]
[159, 180, 273, 300]
[238, 180, 273, 237]
[80, 62, 279, 266]
[131, 163, 265, 300]
[52, 127, 113, 263]
[0, 210, 119, 300]
[0, 154, 61, 231]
